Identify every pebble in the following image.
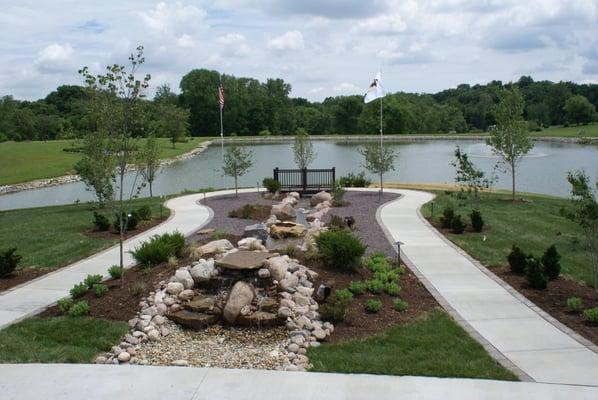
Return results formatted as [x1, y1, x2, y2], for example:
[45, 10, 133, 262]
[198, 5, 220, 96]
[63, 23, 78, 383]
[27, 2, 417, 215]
[117, 352, 131, 363]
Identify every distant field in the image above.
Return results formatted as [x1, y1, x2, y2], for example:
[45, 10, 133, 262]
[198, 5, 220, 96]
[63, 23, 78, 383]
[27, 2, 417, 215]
[0, 138, 208, 186]
[534, 123, 598, 137]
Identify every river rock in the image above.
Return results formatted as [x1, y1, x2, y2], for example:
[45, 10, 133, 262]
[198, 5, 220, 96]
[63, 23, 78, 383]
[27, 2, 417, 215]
[184, 295, 219, 313]
[289, 192, 300, 200]
[237, 237, 266, 251]
[173, 269, 194, 289]
[257, 268, 270, 279]
[178, 289, 195, 301]
[190, 260, 217, 282]
[265, 256, 289, 281]
[271, 203, 296, 220]
[117, 352, 131, 363]
[168, 310, 219, 329]
[222, 282, 255, 323]
[279, 275, 299, 292]
[257, 297, 278, 312]
[216, 250, 272, 270]
[200, 239, 234, 254]
[310, 191, 332, 206]
[166, 282, 184, 295]
[270, 222, 306, 239]
[243, 223, 269, 242]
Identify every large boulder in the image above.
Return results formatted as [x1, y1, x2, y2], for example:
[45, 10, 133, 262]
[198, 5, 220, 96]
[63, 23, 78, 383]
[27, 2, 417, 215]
[237, 237, 266, 251]
[168, 310, 219, 330]
[270, 222, 306, 239]
[222, 282, 255, 323]
[215, 250, 272, 270]
[172, 268, 194, 289]
[243, 223, 269, 242]
[310, 191, 332, 207]
[264, 256, 289, 281]
[288, 192, 300, 200]
[271, 203, 296, 221]
[200, 239, 234, 255]
[190, 260, 217, 282]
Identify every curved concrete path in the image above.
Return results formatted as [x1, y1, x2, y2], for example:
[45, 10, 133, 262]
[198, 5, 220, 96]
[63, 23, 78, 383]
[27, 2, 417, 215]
[377, 188, 598, 386]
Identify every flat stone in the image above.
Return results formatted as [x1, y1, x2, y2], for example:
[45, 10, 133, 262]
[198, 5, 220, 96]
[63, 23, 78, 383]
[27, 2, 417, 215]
[270, 222, 306, 239]
[168, 310, 219, 330]
[236, 311, 283, 327]
[257, 297, 278, 312]
[200, 239, 234, 255]
[243, 223, 269, 242]
[183, 295, 219, 313]
[215, 250, 272, 270]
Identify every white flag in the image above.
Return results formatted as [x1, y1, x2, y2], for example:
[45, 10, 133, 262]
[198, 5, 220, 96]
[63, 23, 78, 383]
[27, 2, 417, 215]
[364, 72, 385, 103]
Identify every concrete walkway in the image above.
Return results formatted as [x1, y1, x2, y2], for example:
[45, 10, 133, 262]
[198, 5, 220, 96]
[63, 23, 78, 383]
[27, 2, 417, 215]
[377, 188, 598, 386]
[1, 364, 597, 400]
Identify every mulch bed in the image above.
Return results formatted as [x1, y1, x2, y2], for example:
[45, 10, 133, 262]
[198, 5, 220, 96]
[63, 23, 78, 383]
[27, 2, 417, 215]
[0, 268, 53, 292]
[227, 204, 272, 221]
[493, 266, 598, 345]
[82, 217, 167, 240]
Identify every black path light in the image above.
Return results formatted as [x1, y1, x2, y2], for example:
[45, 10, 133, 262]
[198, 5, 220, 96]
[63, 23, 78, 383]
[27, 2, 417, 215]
[395, 240, 405, 266]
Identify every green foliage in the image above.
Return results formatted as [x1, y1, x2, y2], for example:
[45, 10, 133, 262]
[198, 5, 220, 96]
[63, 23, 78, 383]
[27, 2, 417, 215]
[348, 281, 367, 296]
[258, 129, 272, 136]
[331, 181, 345, 202]
[451, 146, 493, 198]
[129, 282, 147, 297]
[131, 231, 185, 268]
[583, 307, 598, 324]
[136, 135, 162, 197]
[359, 144, 396, 192]
[385, 282, 402, 296]
[0, 247, 21, 277]
[364, 299, 382, 313]
[451, 214, 466, 234]
[366, 279, 385, 294]
[93, 284, 109, 297]
[113, 210, 140, 232]
[566, 297, 583, 313]
[68, 301, 90, 317]
[328, 214, 348, 231]
[541, 245, 561, 280]
[69, 282, 88, 299]
[563, 95, 597, 125]
[108, 265, 123, 280]
[393, 298, 409, 312]
[92, 212, 110, 231]
[152, 103, 190, 149]
[525, 256, 548, 290]
[374, 268, 400, 284]
[507, 245, 528, 274]
[440, 207, 455, 229]
[57, 298, 73, 314]
[339, 172, 372, 188]
[363, 252, 390, 273]
[136, 205, 152, 221]
[315, 230, 367, 270]
[293, 128, 315, 169]
[470, 209, 484, 232]
[320, 290, 353, 322]
[223, 143, 253, 197]
[83, 274, 103, 289]
[262, 177, 280, 193]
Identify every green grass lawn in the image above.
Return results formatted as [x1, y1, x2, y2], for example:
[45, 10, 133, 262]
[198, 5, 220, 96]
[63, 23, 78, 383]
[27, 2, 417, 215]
[0, 317, 127, 363]
[533, 123, 598, 137]
[0, 137, 209, 186]
[308, 310, 517, 380]
[0, 197, 170, 270]
[421, 190, 594, 284]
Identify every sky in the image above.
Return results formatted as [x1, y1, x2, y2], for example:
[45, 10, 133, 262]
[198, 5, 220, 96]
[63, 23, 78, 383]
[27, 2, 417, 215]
[1, 0, 597, 101]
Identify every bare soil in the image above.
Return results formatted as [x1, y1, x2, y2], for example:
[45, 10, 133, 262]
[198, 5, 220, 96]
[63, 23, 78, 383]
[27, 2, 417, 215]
[0, 268, 52, 292]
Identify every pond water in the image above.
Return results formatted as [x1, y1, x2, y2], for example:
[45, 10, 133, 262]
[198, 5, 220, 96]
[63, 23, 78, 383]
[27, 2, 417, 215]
[1, 140, 597, 210]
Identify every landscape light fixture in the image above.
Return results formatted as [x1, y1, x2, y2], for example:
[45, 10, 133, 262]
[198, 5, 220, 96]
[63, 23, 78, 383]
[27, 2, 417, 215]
[395, 240, 405, 266]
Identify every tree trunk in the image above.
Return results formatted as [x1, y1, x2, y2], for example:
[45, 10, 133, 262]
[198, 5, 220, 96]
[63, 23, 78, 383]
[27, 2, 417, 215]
[235, 176, 238, 198]
[511, 161, 516, 202]
[149, 182, 153, 198]
[119, 168, 125, 288]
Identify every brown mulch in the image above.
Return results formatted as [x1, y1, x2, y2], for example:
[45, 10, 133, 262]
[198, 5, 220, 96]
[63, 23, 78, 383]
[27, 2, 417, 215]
[82, 217, 167, 240]
[493, 266, 598, 345]
[0, 268, 53, 292]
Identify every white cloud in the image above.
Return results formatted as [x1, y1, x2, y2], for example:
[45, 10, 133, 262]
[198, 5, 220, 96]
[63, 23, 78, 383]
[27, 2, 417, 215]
[333, 82, 360, 93]
[217, 33, 250, 57]
[267, 31, 305, 52]
[139, 2, 207, 35]
[176, 34, 195, 48]
[356, 14, 407, 35]
[34, 43, 74, 72]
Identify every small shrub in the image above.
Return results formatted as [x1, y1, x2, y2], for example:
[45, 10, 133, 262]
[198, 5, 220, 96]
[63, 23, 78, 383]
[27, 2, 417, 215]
[281, 244, 296, 257]
[440, 207, 455, 229]
[394, 298, 408, 312]
[136, 205, 152, 221]
[167, 256, 178, 267]
[328, 215, 348, 231]
[364, 299, 382, 313]
[335, 289, 354, 302]
[363, 252, 390, 273]
[0, 247, 21, 277]
[566, 297, 584, 313]
[315, 230, 367, 271]
[229, 204, 256, 219]
[93, 212, 110, 231]
[584, 308, 598, 325]
[339, 171, 371, 188]
[385, 282, 401, 296]
[331, 181, 345, 202]
[113, 211, 140, 232]
[108, 265, 123, 280]
[57, 298, 73, 314]
[131, 232, 185, 268]
[366, 279, 385, 294]
[83, 274, 103, 289]
[258, 129, 272, 136]
[451, 214, 466, 234]
[320, 290, 353, 322]
[129, 282, 147, 297]
[470, 209, 484, 232]
[541, 245, 561, 280]
[374, 269, 399, 284]
[69, 282, 88, 299]
[69, 300, 90, 317]
[348, 281, 367, 296]
[525, 256, 548, 290]
[262, 177, 280, 193]
[507, 245, 528, 274]
[93, 283, 109, 297]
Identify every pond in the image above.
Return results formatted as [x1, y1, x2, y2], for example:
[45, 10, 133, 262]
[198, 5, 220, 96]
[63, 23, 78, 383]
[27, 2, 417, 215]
[1, 139, 597, 210]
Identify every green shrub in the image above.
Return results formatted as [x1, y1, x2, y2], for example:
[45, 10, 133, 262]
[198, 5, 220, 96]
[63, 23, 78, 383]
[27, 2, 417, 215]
[470, 210, 484, 232]
[129, 282, 147, 297]
[541, 245, 561, 280]
[113, 211, 140, 232]
[108, 265, 124, 280]
[366, 279, 385, 294]
[258, 129, 272, 136]
[440, 207, 455, 228]
[320, 290, 353, 322]
[525, 256, 548, 290]
[374, 269, 400, 284]
[69, 282, 88, 299]
[57, 298, 73, 314]
[262, 177, 280, 193]
[83, 274, 103, 289]
[394, 298, 408, 312]
[339, 172, 371, 188]
[92, 212, 110, 231]
[507, 245, 528, 274]
[364, 299, 382, 313]
[69, 301, 90, 317]
[385, 282, 402, 296]
[363, 252, 390, 273]
[451, 214, 466, 234]
[331, 181, 345, 202]
[136, 205, 152, 221]
[93, 284, 109, 297]
[131, 232, 185, 268]
[566, 297, 584, 313]
[584, 308, 598, 325]
[0, 247, 21, 277]
[328, 215, 348, 231]
[348, 281, 367, 296]
[315, 230, 367, 271]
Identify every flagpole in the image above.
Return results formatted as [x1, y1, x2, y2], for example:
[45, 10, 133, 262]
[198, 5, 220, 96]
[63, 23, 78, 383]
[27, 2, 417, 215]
[220, 75, 224, 189]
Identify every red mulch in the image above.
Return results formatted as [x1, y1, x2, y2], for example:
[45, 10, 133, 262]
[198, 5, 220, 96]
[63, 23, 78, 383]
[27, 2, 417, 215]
[493, 266, 598, 345]
[0, 268, 53, 292]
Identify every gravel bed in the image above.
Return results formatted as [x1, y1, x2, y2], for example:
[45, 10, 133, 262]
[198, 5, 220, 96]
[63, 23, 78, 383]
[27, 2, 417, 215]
[134, 321, 289, 369]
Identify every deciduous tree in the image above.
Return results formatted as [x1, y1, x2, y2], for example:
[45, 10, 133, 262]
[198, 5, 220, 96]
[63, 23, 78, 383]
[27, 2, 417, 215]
[222, 143, 253, 197]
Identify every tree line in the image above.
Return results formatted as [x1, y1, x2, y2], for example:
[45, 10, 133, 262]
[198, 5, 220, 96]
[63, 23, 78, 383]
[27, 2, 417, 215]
[1, 70, 597, 142]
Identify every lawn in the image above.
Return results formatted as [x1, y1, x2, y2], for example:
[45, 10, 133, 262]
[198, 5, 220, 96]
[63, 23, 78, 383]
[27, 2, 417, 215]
[0, 317, 128, 363]
[0, 137, 209, 186]
[533, 123, 598, 138]
[308, 310, 517, 380]
[0, 197, 170, 270]
[421, 190, 594, 285]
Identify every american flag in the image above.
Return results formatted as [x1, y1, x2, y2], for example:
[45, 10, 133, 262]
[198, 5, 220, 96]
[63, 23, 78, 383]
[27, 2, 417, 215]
[218, 78, 224, 111]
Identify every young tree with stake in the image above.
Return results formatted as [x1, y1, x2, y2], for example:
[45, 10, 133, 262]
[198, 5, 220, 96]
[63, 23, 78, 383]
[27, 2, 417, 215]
[293, 128, 315, 169]
[359, 143, 396, 201]
[223, 143, 253, 197]
[137, 134, 161, 197]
